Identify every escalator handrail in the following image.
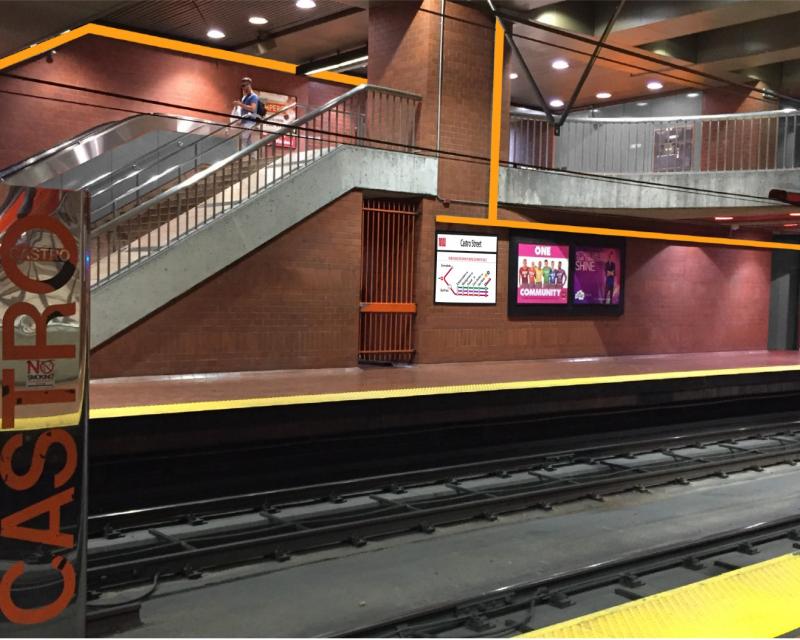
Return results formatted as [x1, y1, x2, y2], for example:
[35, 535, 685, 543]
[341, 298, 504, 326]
[91, 83, 421, 237]
[89, 102, 300, 221]
[0, 112, 228, 184]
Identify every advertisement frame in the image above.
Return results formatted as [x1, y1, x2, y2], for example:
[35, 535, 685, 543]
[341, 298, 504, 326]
[433, 231, 498, 306]
[570, 239, 626, 314]
[507, 233, 625, 317]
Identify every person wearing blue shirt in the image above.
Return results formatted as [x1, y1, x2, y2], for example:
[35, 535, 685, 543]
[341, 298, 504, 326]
[233, 77, 260, 147]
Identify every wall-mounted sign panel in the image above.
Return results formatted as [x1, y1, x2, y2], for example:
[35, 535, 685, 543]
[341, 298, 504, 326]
[508, 233, 625, 317]
[435, 233, 497, 304]
[573, 246, 623, 306]
[516, 242, 569, 305]
[0, 186, 88, 637]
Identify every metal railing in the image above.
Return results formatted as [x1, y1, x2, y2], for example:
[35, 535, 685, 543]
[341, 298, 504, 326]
[89, 84, 420, 287]
[88, 102, 301, 222]
[509, 108, 799, 174]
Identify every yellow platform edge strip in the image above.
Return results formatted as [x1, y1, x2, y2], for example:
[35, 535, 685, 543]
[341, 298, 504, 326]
[0, 23, 364, 84]
[518, 553, 800, 638]
[87, 363, 800, 421]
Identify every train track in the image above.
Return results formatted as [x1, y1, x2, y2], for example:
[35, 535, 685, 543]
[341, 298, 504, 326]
[335, 513, 800, 637]
[87, 418, 800, 598]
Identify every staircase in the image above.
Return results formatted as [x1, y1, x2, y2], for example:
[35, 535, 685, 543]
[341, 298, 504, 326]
[89, 85, 427, 346]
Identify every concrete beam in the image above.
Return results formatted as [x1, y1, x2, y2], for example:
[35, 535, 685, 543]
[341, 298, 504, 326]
[500, 166, 800, 210]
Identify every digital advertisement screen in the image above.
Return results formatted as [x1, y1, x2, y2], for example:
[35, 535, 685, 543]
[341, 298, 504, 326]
[516, 242, 570, 305]
[573, 246, 622, 305]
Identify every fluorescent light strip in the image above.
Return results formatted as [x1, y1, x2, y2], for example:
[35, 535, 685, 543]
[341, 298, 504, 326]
[305, 55, 368, 76]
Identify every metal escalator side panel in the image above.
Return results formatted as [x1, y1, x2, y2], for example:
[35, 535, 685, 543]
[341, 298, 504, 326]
[0, 113, 225, 188]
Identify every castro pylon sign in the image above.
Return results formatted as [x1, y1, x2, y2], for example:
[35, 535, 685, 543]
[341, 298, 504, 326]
[0, 186, 88, 637]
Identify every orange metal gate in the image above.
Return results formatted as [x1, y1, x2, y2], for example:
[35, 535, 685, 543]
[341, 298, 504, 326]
[358, 198, 418, 363]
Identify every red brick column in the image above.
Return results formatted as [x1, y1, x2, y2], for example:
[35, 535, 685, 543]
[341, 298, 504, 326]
[368, 1, 510, 211]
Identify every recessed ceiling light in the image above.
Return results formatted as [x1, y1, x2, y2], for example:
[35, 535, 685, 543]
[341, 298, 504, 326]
[687, 92, 699, 98]
[509, 72, 519, 80]
[249, 16, 268, 25]
[549, 98, 565, 108]
[785, 223, 798, 227]
[207, 28, 225, 39]
[790, 212, 800, 217]
[596, 91, 612, 99]
[714, 216, 733, 221]
[296, 0, 316, 8]
[647, 80, 663, 90]
[551, 59, 569, 70]
[636, 102, 648, 107]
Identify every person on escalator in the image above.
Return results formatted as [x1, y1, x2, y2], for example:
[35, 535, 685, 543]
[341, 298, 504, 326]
[233, 77, 260, 148]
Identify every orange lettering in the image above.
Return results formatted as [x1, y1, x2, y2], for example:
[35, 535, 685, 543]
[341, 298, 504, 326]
[0, 557, 75, 624]
[0, 430, 77, 491]
[2, 302, 76, 361]
[1, 488, 74, 548]
[0, 216, 77, 294]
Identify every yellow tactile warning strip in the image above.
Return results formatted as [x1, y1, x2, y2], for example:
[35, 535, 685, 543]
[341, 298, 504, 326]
[518, 553, 800, 638]
[0, 23, 364, 85]
[87, 363, 800, 420]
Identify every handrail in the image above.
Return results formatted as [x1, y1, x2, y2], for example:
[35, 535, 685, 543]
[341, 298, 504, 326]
[0, 112, 233, 184]
[510, 107, 798, 124]
[90, 101, 299, 218]
[0, 117, 136, 180]
[91, 84, 420, 237]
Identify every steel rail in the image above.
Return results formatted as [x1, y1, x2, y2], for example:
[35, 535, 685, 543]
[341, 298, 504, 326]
[335, 513, 800, 637]
[87, 417, 800, 536]
[89, 101, 299, 219]
[89, 84, 421, 238]
[86, 431, 800, 592]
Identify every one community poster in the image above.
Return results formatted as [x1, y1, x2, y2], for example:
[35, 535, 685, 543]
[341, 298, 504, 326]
[516, 242, 569, 305]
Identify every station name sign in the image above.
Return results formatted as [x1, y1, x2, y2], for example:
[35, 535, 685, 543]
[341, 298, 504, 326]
[0, 186, 87, 637]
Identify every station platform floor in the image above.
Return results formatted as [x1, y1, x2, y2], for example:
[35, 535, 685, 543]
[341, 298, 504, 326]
[89, 349, 800, 419]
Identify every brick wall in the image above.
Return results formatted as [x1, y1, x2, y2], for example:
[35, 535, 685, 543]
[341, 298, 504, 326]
[0, 35, 346, 168]
[90, 191, 363, 378]
[415, 199, 771, 363]
[368, 1, 510, 206]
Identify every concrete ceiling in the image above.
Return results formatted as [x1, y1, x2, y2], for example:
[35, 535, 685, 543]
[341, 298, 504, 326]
[2, 0, 798, 112]
[501, 0, 800, 110]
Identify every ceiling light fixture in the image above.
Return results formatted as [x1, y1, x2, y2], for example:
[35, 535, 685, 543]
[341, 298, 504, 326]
[249, 16, 268, 25]
[304, 54, 368, 76]
[647, 80, 663, 90]
[785, 223, 798, 227]
[206, 28, 225, 39]
[714, 216, 733, 221]
[509, 72, 519, 80]
[296, 0, 316, 8]
[636, 101, 648, 107]
[549, 98, 565, 108]
[596, 91, 611, 99]
[687, 92, 699, 98]
[790, 212, 800, 217]
[551, 59, 569, 70]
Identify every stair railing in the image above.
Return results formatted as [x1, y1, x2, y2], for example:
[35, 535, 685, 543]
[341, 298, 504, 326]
[89, 84, 420, 287]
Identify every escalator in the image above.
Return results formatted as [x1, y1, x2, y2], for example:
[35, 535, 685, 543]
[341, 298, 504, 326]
[1, 84, 424, 346]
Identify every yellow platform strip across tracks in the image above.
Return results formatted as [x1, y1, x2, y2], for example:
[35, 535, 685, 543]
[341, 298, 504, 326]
[518, 553, 800, 638]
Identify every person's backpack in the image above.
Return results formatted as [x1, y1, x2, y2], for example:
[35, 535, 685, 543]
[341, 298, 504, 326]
[256, 99, 267, 118]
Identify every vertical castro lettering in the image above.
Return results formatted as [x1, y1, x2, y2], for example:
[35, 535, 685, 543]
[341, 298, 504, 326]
[0, 207, 81, 626]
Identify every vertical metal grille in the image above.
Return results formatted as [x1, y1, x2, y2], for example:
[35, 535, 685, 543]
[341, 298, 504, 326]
[358, 199, 418, 364]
